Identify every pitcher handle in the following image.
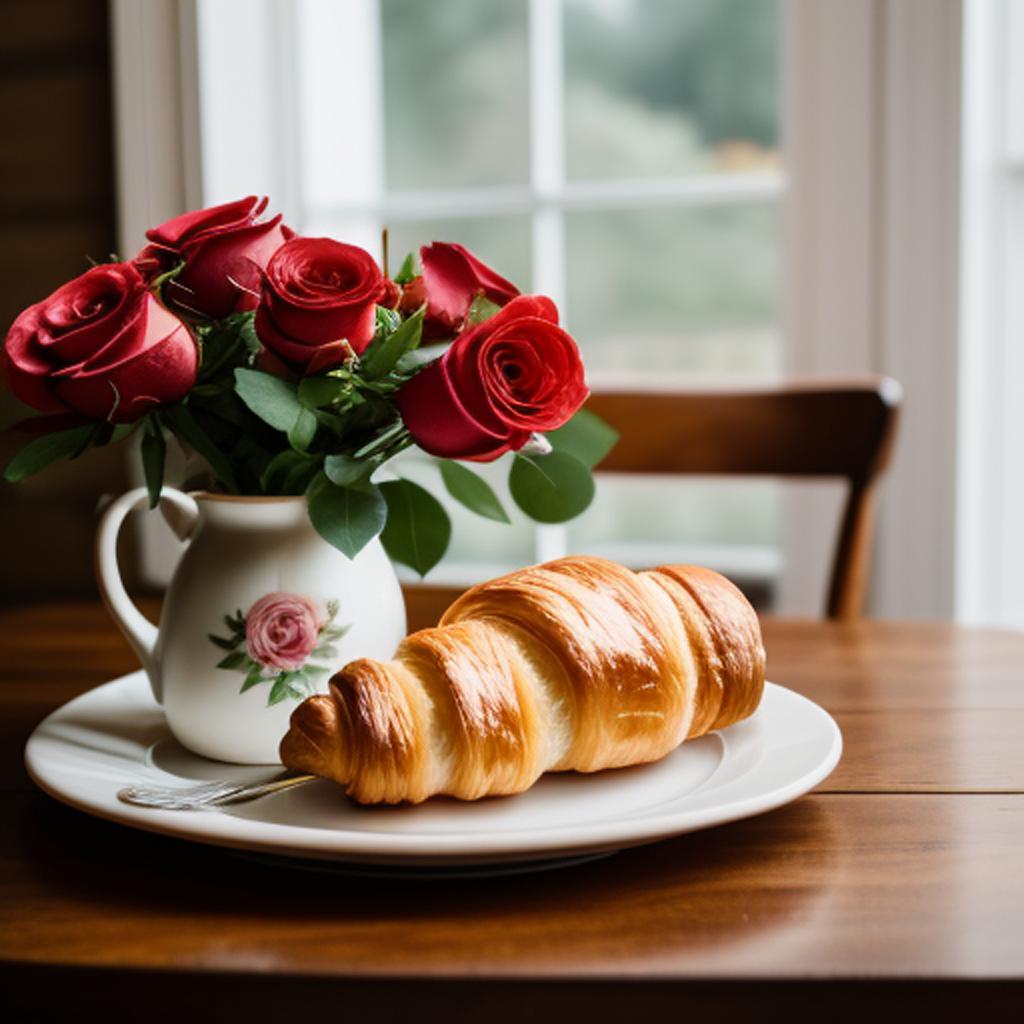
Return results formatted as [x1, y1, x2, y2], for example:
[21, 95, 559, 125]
[95, 487, 199, 703]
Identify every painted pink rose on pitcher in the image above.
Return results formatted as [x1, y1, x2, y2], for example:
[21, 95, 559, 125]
[245, 592, 322, 671]
[209, 594, 347, 705]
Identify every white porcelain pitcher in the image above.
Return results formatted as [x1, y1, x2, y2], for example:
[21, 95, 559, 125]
[96, 488, 407, 764]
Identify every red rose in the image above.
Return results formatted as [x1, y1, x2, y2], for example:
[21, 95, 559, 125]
[2, 262, 196, 423]
[395, 295, 588, 461]
[137, 196, 290, 320]
[255, 237, 386, 373]
[410, 242, 519, 339]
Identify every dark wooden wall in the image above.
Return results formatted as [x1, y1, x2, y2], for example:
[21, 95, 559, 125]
[0, 0, 131, 602]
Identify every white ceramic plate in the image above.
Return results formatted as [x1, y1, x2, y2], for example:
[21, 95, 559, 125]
[25, 672, 841, 868]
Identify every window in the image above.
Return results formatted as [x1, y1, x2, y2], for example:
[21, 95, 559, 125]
[958, 0, 1024, 627]
[193, 0, 785, 593]
[115, 0, 966, 617]
[200, 0, 782, 377]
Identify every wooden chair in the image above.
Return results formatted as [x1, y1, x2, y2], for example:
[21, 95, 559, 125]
[586, 379, 901, 619]
[404, 378, 901, 628]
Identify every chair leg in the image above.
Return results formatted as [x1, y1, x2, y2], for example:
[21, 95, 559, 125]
[827, 481, 877, 620]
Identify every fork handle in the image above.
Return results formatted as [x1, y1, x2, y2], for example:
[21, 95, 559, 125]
[211, 773, 317, 806]
[117, 772, 317, 810]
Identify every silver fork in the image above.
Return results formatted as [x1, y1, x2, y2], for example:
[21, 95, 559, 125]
[117, 771, 316, 810]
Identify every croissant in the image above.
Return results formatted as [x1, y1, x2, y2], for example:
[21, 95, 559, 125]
[279, 555, 765, 804]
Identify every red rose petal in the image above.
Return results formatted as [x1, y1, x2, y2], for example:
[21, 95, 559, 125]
[52, 298, 196, 422]
[420, 242, 520, 330]
[146, 196, 263, 248]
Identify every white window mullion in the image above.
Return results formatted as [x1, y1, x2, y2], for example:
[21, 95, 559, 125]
[959, 0, 1024, 628]
[295, 0, 384, 254]
[194, 0, 290, 208]
[995, 0, 1024, 624]
[269, 0, 302, 226]
[957, 0, 1003, 624]
[528, 0, 566, 308]
[306, 173, 784, 227]
[529, 0, 568, 564]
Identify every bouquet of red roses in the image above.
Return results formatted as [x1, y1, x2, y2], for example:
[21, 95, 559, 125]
[2, 196, 615, 574]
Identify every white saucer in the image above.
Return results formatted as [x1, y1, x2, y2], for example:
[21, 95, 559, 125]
[25, 672, 841, 867]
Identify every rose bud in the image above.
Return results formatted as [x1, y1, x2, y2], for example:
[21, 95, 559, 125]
[378, 278, 401, 309]
[395, 295, 588, 461]
[254, 237, 387, 373]
[417, 242, 520, 338]
[397, 273, 428, 318]
[2, 262, 196, 423]
[136, 196, 290, 321]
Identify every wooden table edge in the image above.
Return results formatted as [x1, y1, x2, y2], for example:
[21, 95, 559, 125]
[2, 962, 1022, 1020]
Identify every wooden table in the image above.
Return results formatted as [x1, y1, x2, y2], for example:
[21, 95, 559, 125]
[2, 600, 1022, 1020]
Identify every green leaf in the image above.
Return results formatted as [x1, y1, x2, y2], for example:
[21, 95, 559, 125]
[188, 387, 245, 425]
[197, 334, 242, 383]
[323, 453, 375, 487]
[208, 633, 238, 651]
[299, 665, 331, 691]
[230, 434, 273, 492]
[312, 408, 348, 437]
[301, 662, 332, 679]
[287, 405, 318, 451]
[360, 307, 424, 380]
[306, 472, 387, 559]
[509, 451, 595, 524]
[282, 457, 321, 495]
[298, 376, 349, 409]
[257, 453, 292, 493]
[234, 367, 317, 452]
[109, 422, 138, 445]
[268, 673, 305, 705]
[237, 314, 261, 356]
[2, 425, 97, 483]
[395, 344, 447, 375]
[234, 368, 304, 433]
[241, 663, 266, 692]
[196, 312, 256, 383]
[352, 419, 407, 459]
[259, 449, 318, 494]
[394, 252, 416, 285]
[466, 293, 501, 326]
[216, 651, 249, 670]
[161, 402, 238, 491]
[439, 460, 510, 523]
[140, 417, 166, 509]
[379, 478, 451, 576]
[267, 675, 289, 704]
[546, 409, 619, 469]
[375, 305, 401, 336]
[319, 624, 350, 643]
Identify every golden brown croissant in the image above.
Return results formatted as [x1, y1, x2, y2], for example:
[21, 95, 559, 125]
[279, 555, 765, 804]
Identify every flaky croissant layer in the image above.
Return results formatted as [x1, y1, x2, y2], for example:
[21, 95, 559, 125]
[279, 556, 766, 804]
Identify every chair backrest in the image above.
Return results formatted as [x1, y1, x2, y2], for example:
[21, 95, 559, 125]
[585, 378, 901, 619]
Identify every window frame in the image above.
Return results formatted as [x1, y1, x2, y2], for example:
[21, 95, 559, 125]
[110, 0, 966, 618]
[957, 0, 1023, 627]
